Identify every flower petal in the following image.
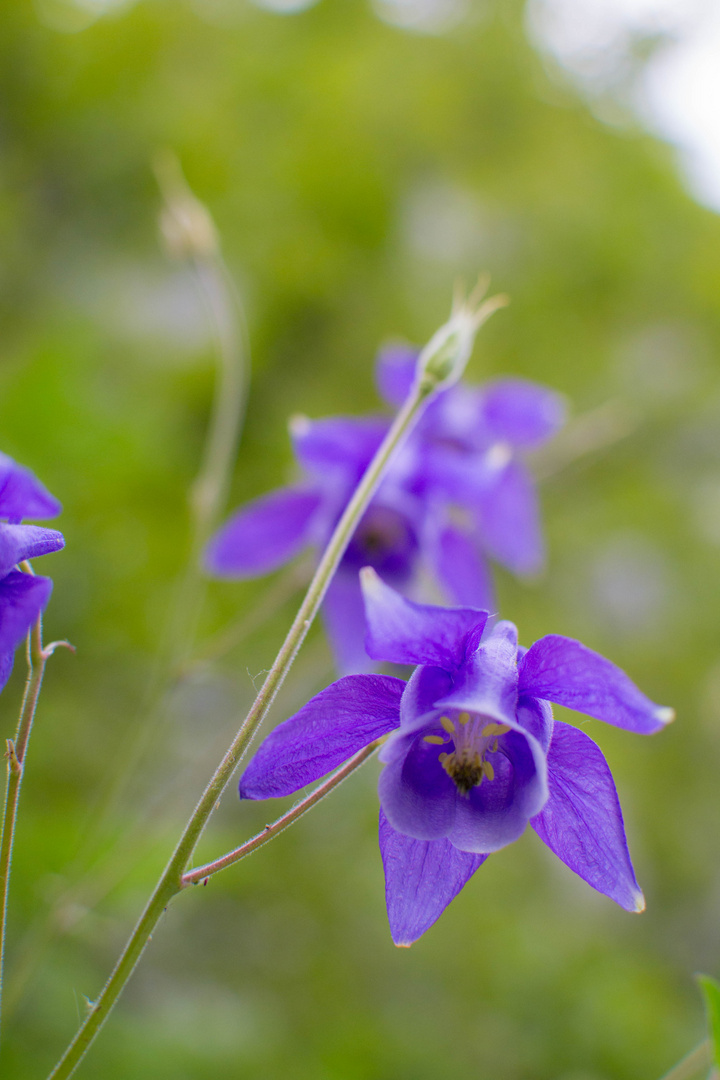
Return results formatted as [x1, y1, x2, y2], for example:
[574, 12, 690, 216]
[361, 568, 487, 669]
[531, 720, 644, 912]
[398, 665, 453, 730]
[379, 809, 487, 946]
[516, 694, 554, 753]
[474, 460, 544, 576]
[239, 674, 404, 800]
[204, 487, 321, 578]
[479, 379, 566, 449]
[518, 635, 673, 735]
[375, 345, 419, 408]
[0, 571, 53, 662]
[290, 415, 388, 482]
[428, 522, 496, 611]
[0, 524, 65, 578]
[436, 621, 519, 724]
[0, 453, 62, 522]
[378, 732, 457, 840]
[322, 570, 377, 675]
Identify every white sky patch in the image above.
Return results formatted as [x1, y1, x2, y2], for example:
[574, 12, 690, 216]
[526, 0, 720, 213]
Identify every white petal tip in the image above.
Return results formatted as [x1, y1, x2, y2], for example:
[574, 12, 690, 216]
[288, 413, 311, 437]
[633, 892, 646, 914]
[360, 566, 381, 590]
[655, 707, 675, 726]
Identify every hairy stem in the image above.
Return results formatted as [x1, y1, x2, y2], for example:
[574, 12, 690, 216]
[0, 588, 48, 1038]
[47, 374, 435, 1080]
[182, 741, 380, 886]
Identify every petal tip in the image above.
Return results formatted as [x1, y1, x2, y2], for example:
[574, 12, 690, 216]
[394, 941, 413, 949]
[360, 566, 381, 591]
[655, 706, 675, 727]
[289, 413, 310, 437]
[633, 891, 646, 914]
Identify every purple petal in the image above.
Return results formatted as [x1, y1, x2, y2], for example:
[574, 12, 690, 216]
[516, 694, 554, 753]
[239, 673, 404, 799]
[0, 651, 15, 693]
[290, 415, 389, 481]
[428, 522, 496, 611]
[474, 460, 544, 576]
[204, 487, 321, 578]
[0, 453, 62, 522]
[0, 571, 53, 659]
[518, 635, 673, 735]
[378, 734, 458, 840]
[479, 379, 566, 449]
[361, 568, 487, 669]
[398, 665, 453, 729]
[531, 720, 644, 912]
[436, 621, 519, 724]
[448, 726, 548, 853]
[322, 570, 377, 676]
[379, 809, 487, 946]
[0, 524, 65, 579]
[375, 345, 419, 409]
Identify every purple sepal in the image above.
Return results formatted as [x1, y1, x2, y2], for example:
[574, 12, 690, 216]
[0, 524, 65, 579]
[531, 720, 644, 912]
[379, 809, 486, 946]
[375, 345, 419, 409]
[322, 570, 377, 676]
[428, 521, 495, 611]
[204, 487, 321, 578]
[479, 379, 566, 449]
[0, 571, 53, 665]
[474, 460, 544, 576]
[0, 651, 15, 693]
[291, 416, 388, 482]
[0, 453, 62, 522]
[239, 674, 404, 800]
[361, 567, 487, 669]
[518, 635, 674, 735]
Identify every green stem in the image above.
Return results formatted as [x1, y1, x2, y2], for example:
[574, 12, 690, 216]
[659, 1041, 713, 1080]
[47, 374, 435, 1080]
[182, 740, 379, 886]
[0, 594, 48, 1039]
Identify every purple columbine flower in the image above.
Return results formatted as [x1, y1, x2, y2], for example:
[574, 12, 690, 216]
[239, 569, 672, 946]
[205, 347, 565, 673]
[0, 454, 64, 690]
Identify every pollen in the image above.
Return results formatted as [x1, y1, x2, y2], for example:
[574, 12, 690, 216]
[481, 722, 511, 737]
[423, 734, 445, 745]
[483, 760, 495, 781]
[458, 711, 471, 725]
[440, 716, 455, 735]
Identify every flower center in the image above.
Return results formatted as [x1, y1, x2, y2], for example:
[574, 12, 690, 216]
[423, 712, 511, 796]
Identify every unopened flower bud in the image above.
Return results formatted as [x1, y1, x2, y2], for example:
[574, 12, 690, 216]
[416, 277, 508, 394]
[154, 149, 218, 261]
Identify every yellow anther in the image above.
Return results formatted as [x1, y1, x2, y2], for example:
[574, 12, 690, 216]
[438, 752, 449, 764]
[492, 739, 499, 754]
[423, 735, 445, 745]
[458, 711, 471, 725]
[483, 760, 495, 781]
[481, 722, 511, 737]
[440, 716, 455, 735]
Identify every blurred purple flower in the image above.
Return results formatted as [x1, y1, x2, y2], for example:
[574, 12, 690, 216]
[240, 571, 671, 945]
[0, 455, 64, 690]
[205, 345, 565, 673]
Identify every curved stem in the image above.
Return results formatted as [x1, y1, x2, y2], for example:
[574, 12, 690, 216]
[182, 741, 379, 886]
[658, 1040, 713, 1080]
[47, 375, 435, 1080]
[0, 588, 48, 1038]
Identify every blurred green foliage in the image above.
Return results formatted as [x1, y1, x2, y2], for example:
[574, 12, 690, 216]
[1, 0, 720, 1076]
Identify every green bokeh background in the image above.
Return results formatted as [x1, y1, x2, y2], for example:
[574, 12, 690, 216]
[1, 0, 719, 1076]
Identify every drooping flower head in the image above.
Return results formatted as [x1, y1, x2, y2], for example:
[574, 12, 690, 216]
[205, 338, 565, 673]
[0, 453, 64, 690]
[240, 571, 672, 945]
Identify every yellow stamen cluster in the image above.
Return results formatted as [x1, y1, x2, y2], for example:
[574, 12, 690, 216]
[423, 713, 511, 796]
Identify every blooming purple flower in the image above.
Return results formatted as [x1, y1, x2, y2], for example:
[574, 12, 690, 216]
[0, 454, 64, 690]
[205, 346, 565, 673]
[240, 570, 672, 946]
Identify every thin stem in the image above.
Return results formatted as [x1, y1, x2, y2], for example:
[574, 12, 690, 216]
[659, 1041, 713, 1080]
[47, 374, 435, 1080]
[0, 592, 48, 1038]
[182, 741, 379, 886]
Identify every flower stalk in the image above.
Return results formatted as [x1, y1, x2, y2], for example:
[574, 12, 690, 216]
[46, 313, 462, 1079]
